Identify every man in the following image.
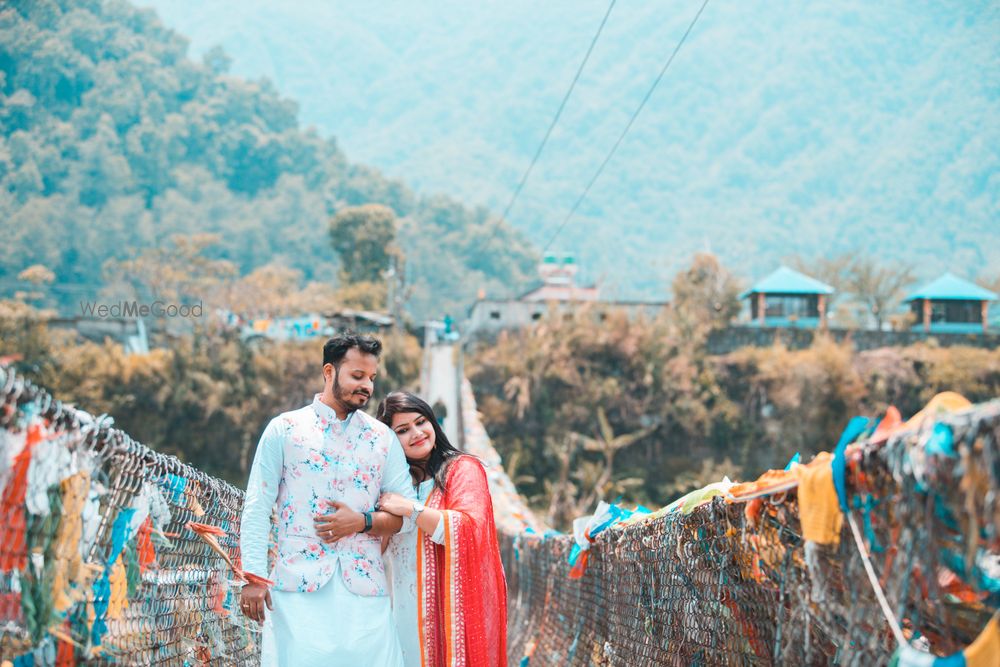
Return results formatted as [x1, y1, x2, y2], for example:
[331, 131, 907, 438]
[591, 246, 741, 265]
[239, 332, 417, 666]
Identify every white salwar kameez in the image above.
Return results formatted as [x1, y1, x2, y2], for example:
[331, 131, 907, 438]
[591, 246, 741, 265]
[384, 479, 444, 667]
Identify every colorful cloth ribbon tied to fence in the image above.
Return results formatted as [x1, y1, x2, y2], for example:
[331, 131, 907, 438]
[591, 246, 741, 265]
[2, 364, 999, 666]
[0, 366, 260, 665]
[463, 378, 1000, 665]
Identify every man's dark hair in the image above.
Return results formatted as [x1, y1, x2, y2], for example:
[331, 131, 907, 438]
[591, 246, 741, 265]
[322, 331, 382, 367]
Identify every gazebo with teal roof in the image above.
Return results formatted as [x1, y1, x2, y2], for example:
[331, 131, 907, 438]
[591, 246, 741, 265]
[740, 266, 834, 329]
[905, 272, 997, 334]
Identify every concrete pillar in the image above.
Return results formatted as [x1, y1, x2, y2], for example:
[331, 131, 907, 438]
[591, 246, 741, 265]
[817, 294, 827, 330]
[757, 292, 766, 326]
[982, 300, 989, 334]
[922, 299, 931, 333]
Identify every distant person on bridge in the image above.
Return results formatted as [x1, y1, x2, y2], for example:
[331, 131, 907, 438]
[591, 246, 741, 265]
[239, 333, 418, 667]
[377, 392, 507, 667]
[431, 398, 448, 428]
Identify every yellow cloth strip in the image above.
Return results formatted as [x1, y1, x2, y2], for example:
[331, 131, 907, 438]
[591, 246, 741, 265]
[51, 471, 89, 612]
[796, 452, 843, 546]
[964, 611, 1000, 667]
[107, 560, 128, 620]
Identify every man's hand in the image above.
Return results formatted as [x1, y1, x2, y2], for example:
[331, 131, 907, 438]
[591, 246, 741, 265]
[240, 582, 272, 623]
[378, 492, 413, 518]
[314, 500, 364, 544]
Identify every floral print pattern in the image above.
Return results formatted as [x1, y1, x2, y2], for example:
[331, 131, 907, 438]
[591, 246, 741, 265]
[268, 398, 395, 596]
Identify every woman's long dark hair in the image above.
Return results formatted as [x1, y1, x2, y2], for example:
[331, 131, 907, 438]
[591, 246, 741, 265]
[376, 391, 462, 491]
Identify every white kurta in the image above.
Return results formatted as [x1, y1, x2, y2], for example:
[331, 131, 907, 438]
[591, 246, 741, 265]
[385, 479, 445, 667]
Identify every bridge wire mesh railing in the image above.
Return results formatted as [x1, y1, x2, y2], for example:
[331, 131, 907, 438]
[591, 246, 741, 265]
[459, 379, 1000, 665]
[0, 366, 259, 666]
[2, 366, 998, 666]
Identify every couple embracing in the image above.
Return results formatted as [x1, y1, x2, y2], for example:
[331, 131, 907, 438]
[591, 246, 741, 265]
[239, 332, 507, 666]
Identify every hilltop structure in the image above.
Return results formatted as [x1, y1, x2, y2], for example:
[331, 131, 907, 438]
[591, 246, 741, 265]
[467, 254, 666, 337]
[739, 266, 834, 329]
[905, 273, 997, 335]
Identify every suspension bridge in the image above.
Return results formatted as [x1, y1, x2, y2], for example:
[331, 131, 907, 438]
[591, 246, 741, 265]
[0, 340, 998, 665]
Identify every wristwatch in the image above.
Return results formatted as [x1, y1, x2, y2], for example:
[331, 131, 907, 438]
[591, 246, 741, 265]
[411, 501, 426, 519]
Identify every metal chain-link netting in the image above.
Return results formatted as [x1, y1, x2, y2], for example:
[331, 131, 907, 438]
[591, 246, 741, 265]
[4, 367, 997, 666]
[0, 366, 259, 666]
[495, 401, 1000, 666]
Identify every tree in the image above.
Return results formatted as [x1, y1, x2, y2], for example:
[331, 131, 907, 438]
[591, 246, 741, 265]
[15, 264, 55, 305]
[105, 233, 237, 306]
[789, 253, 853, 294]
[844, 256, 915, 331]
[980, 273, 1000, 299]
[570, 408, 659, 515]
[792, 253, 916, 329]
[671, 253, 742, 339]
[329, 204, 398, 285]
[103, 234, 237, 339]
[0, 300, 56, 377]
[469, 307, 674, 529]
[221, 264, 339, 318]
[0, 0, 537, 323]
[17, 264, 55, 285]
[335, 280, 388, 311]
[202, 46, 232, 75]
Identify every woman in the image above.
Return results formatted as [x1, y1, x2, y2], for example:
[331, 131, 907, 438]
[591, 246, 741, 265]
[376, 392, 507, 667]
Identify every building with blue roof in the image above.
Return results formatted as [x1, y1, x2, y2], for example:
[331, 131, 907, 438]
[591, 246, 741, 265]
[740, 266, 834, 329]
[904, 272, 997, 334]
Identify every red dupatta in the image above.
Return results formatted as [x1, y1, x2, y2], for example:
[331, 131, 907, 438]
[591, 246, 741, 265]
[417, 455, 507, 667]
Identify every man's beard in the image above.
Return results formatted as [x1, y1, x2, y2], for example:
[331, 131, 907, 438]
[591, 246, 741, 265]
[333, 373, 371, 410]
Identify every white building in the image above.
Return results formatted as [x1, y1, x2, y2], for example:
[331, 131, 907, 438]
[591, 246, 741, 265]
[467, 254, 667, 337]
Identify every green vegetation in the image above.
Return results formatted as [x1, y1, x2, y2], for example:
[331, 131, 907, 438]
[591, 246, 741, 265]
[468, 255, 1000, 529]
[1, 223, 425, 483]
[140, 0, 1000, 294]
[3, 0, 997, 515]
[789, 253, 917, 329]
[1, 299, 422, 484]
[0, 0, 536, 320]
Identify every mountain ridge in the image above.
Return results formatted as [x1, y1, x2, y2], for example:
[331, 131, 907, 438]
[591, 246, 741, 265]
[137, 0, 1000, 295]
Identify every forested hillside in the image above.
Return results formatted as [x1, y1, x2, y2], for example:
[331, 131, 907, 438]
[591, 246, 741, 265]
[140, 0, 1000, 294]
[0, 0, 536, 319]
